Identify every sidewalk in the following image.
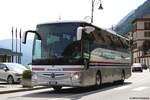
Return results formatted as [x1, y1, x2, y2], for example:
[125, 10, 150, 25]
[0, 82, 47, 94]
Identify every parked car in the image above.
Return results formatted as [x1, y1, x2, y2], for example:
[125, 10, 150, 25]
[132, 63, 143, 72]
[142, 64, 148, 70]
[0, 63, 27, 84]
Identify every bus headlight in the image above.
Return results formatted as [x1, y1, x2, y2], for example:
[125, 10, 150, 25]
[72, 72, 80, 80]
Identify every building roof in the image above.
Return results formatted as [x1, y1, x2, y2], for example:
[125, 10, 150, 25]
[0, 48, 22, 56]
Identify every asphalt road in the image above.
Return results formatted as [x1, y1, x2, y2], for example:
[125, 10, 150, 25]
[0, 70, 150, 100]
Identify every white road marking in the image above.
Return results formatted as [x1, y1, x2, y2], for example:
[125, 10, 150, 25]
[113, 85, 131, 90]
[132, 86, 149, 91]
[51, 98, 70, 100]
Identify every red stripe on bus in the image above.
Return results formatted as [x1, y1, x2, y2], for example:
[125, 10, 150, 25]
[63, 68, 82, 71]
[90, 61, 129, 64]
[32, 68, 45, 71]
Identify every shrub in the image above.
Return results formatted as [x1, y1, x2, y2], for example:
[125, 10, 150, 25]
[22, 70, 32, 79]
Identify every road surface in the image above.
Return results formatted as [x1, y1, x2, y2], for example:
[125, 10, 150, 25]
[0, 70, 150, 100]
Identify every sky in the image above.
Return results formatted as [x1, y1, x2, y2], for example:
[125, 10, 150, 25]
[0, 0, 147, 40]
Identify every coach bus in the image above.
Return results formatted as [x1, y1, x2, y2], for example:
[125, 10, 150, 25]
[23, 21, 131, 91]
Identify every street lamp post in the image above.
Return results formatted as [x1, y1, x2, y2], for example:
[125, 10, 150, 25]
[91, 0, 103, 23]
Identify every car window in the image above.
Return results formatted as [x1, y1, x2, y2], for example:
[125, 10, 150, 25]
[0, 64, 7, 70]
[6, 64, 26, 70]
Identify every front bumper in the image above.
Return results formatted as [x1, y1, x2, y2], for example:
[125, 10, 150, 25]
[32, 72, 84, 87]
[13, 76, 22, 83]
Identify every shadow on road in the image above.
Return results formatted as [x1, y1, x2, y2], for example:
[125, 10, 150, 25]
[23, 82, 132, 100]
[0, 82, 20, 85]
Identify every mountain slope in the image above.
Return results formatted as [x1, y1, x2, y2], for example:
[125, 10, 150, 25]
[115, 0, 150, 35]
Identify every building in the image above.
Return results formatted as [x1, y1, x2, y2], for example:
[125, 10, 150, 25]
[131, 15, 150, 66]
[0, 48, 22, 63]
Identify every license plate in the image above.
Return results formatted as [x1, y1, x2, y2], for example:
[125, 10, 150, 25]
[49, 81, 57, 85]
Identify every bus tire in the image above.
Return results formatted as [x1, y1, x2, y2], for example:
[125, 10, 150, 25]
[95, 72, 101, 88]
[52, 86, 62, 91]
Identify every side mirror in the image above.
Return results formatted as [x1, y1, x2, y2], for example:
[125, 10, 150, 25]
[22, 31, 27, 44]
[84, 26, 95, 34]
[22, 30, 42, 44]
[76, 26, 95, 40]
[77, 27, 83, 41]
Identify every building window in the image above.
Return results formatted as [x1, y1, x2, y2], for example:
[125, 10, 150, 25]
[132, 43, 137, 49]
[144, 22, 150, 30]
[133, 32, 137, 40]
[144, 32, 150, 37]
[143, 40, 150, 55]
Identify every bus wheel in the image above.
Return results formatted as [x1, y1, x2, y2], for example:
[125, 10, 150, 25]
[52, 86, 62, 91]
[95, 72, 101, 88]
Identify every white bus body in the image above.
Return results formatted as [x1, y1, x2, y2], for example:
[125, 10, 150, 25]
[23, 21, 131, 90]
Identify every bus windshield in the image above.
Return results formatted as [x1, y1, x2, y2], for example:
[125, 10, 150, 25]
[32, 23, 82, 65]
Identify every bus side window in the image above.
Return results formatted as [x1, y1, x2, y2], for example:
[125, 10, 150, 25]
[82, 32, 92, 59]
[117, 37, 123, 48]
[104, 34, 114, 49]
[112, 36, 123, 50]
[95, 30, 105, 44]
[118, 38, 124, 48]
[124, 39, 129, 49]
